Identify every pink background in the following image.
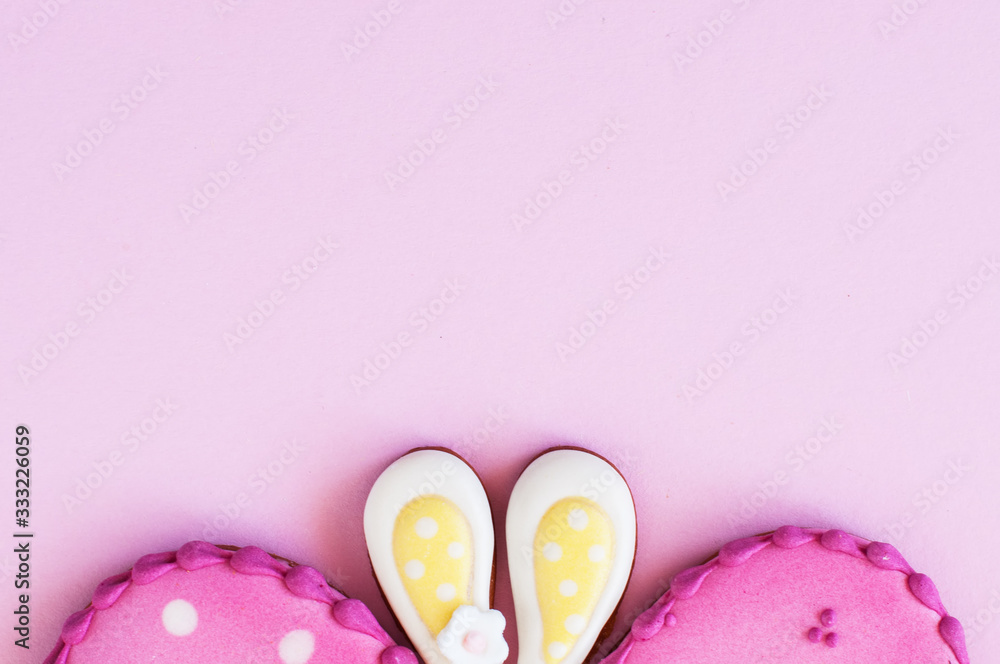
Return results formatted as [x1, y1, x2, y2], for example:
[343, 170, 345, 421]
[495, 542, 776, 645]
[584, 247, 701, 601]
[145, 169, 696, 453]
[2, 0, 999, 662]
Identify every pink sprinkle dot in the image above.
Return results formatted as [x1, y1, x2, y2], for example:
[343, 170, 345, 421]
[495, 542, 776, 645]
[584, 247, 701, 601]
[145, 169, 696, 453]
[825, 632, 840, 648]
[663, 614, 677, 628]
[463, 631, 487, 654]
[820, 608, 837, 628]
[807, 627, 823, 643]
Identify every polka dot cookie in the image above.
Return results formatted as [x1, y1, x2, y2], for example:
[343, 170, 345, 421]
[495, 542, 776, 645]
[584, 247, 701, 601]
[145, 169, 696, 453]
[600, 527, 969, 664]
[366, 449, 503, 664]
[43, 542, 417, 664]
[507, 449, 636, 664]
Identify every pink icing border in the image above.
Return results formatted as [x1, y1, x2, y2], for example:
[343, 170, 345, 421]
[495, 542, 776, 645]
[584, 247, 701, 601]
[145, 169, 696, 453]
[42, 541, 418, 664]
[600, 526, 969, 664]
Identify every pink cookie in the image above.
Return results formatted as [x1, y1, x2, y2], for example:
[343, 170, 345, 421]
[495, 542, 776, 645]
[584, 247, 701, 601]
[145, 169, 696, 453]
[44, 541, 416, 664]
[602, 527, 968, 664]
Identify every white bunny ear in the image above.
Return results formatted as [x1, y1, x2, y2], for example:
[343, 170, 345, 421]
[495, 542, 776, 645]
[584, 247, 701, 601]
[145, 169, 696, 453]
[364, 449, 506, 664]
[506, 449, 637, 664]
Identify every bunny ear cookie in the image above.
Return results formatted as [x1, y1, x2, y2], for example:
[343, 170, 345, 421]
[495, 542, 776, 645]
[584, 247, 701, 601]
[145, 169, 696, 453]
[507, 449, 637, 664]
[602, 526, 968, 664]
[364, 449, 507, 664]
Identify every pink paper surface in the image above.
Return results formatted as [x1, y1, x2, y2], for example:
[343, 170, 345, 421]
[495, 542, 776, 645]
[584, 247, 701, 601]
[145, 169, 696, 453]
[2, 1, 998, 662]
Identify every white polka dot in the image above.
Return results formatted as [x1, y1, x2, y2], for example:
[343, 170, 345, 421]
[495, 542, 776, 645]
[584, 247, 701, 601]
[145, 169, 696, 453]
[436, 583, 457, 601]
[567, 509, 588, 531]
[588, 545, 606, 562]
[447, 542, 464, 558]
[415, 517, 439, 539]
[404, 559, 425, 579]
[565, 614, 586, 635]
[559, 580, 578, 597]
[543, 542, 562, 562]
[161, 599, 198, 636]
[279, 629, 316, 664]
[548, 642, 568, 659]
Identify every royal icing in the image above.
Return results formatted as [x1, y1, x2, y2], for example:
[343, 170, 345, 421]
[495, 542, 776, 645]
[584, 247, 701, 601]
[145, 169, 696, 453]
[365, 449, 501, 664]
[43, 541, 417, 664]
[506, 449, 636, 664]
[602, 527, 968, 664]
[438, 605, 510, 664]
[393, 495, 475, 634]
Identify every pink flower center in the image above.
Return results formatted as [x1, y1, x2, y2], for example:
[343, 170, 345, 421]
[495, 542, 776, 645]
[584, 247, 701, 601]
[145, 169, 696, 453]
[463, 630, 487, 654]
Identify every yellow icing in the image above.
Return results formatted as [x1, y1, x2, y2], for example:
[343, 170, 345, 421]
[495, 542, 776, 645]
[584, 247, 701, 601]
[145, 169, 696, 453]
[533, 498, 614, 664]
[393, 495, 474, 636]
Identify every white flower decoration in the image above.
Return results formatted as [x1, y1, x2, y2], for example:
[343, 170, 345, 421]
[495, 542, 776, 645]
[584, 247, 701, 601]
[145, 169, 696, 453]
[437, 605, 509, 664]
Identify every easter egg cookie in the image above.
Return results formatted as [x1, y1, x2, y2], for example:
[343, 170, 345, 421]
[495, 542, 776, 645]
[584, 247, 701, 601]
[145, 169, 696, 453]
[43, 541, 415, 664]
[506, 448, 637, 664]
[364, 449, 505, 664]
[602, 526, 968, 664]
